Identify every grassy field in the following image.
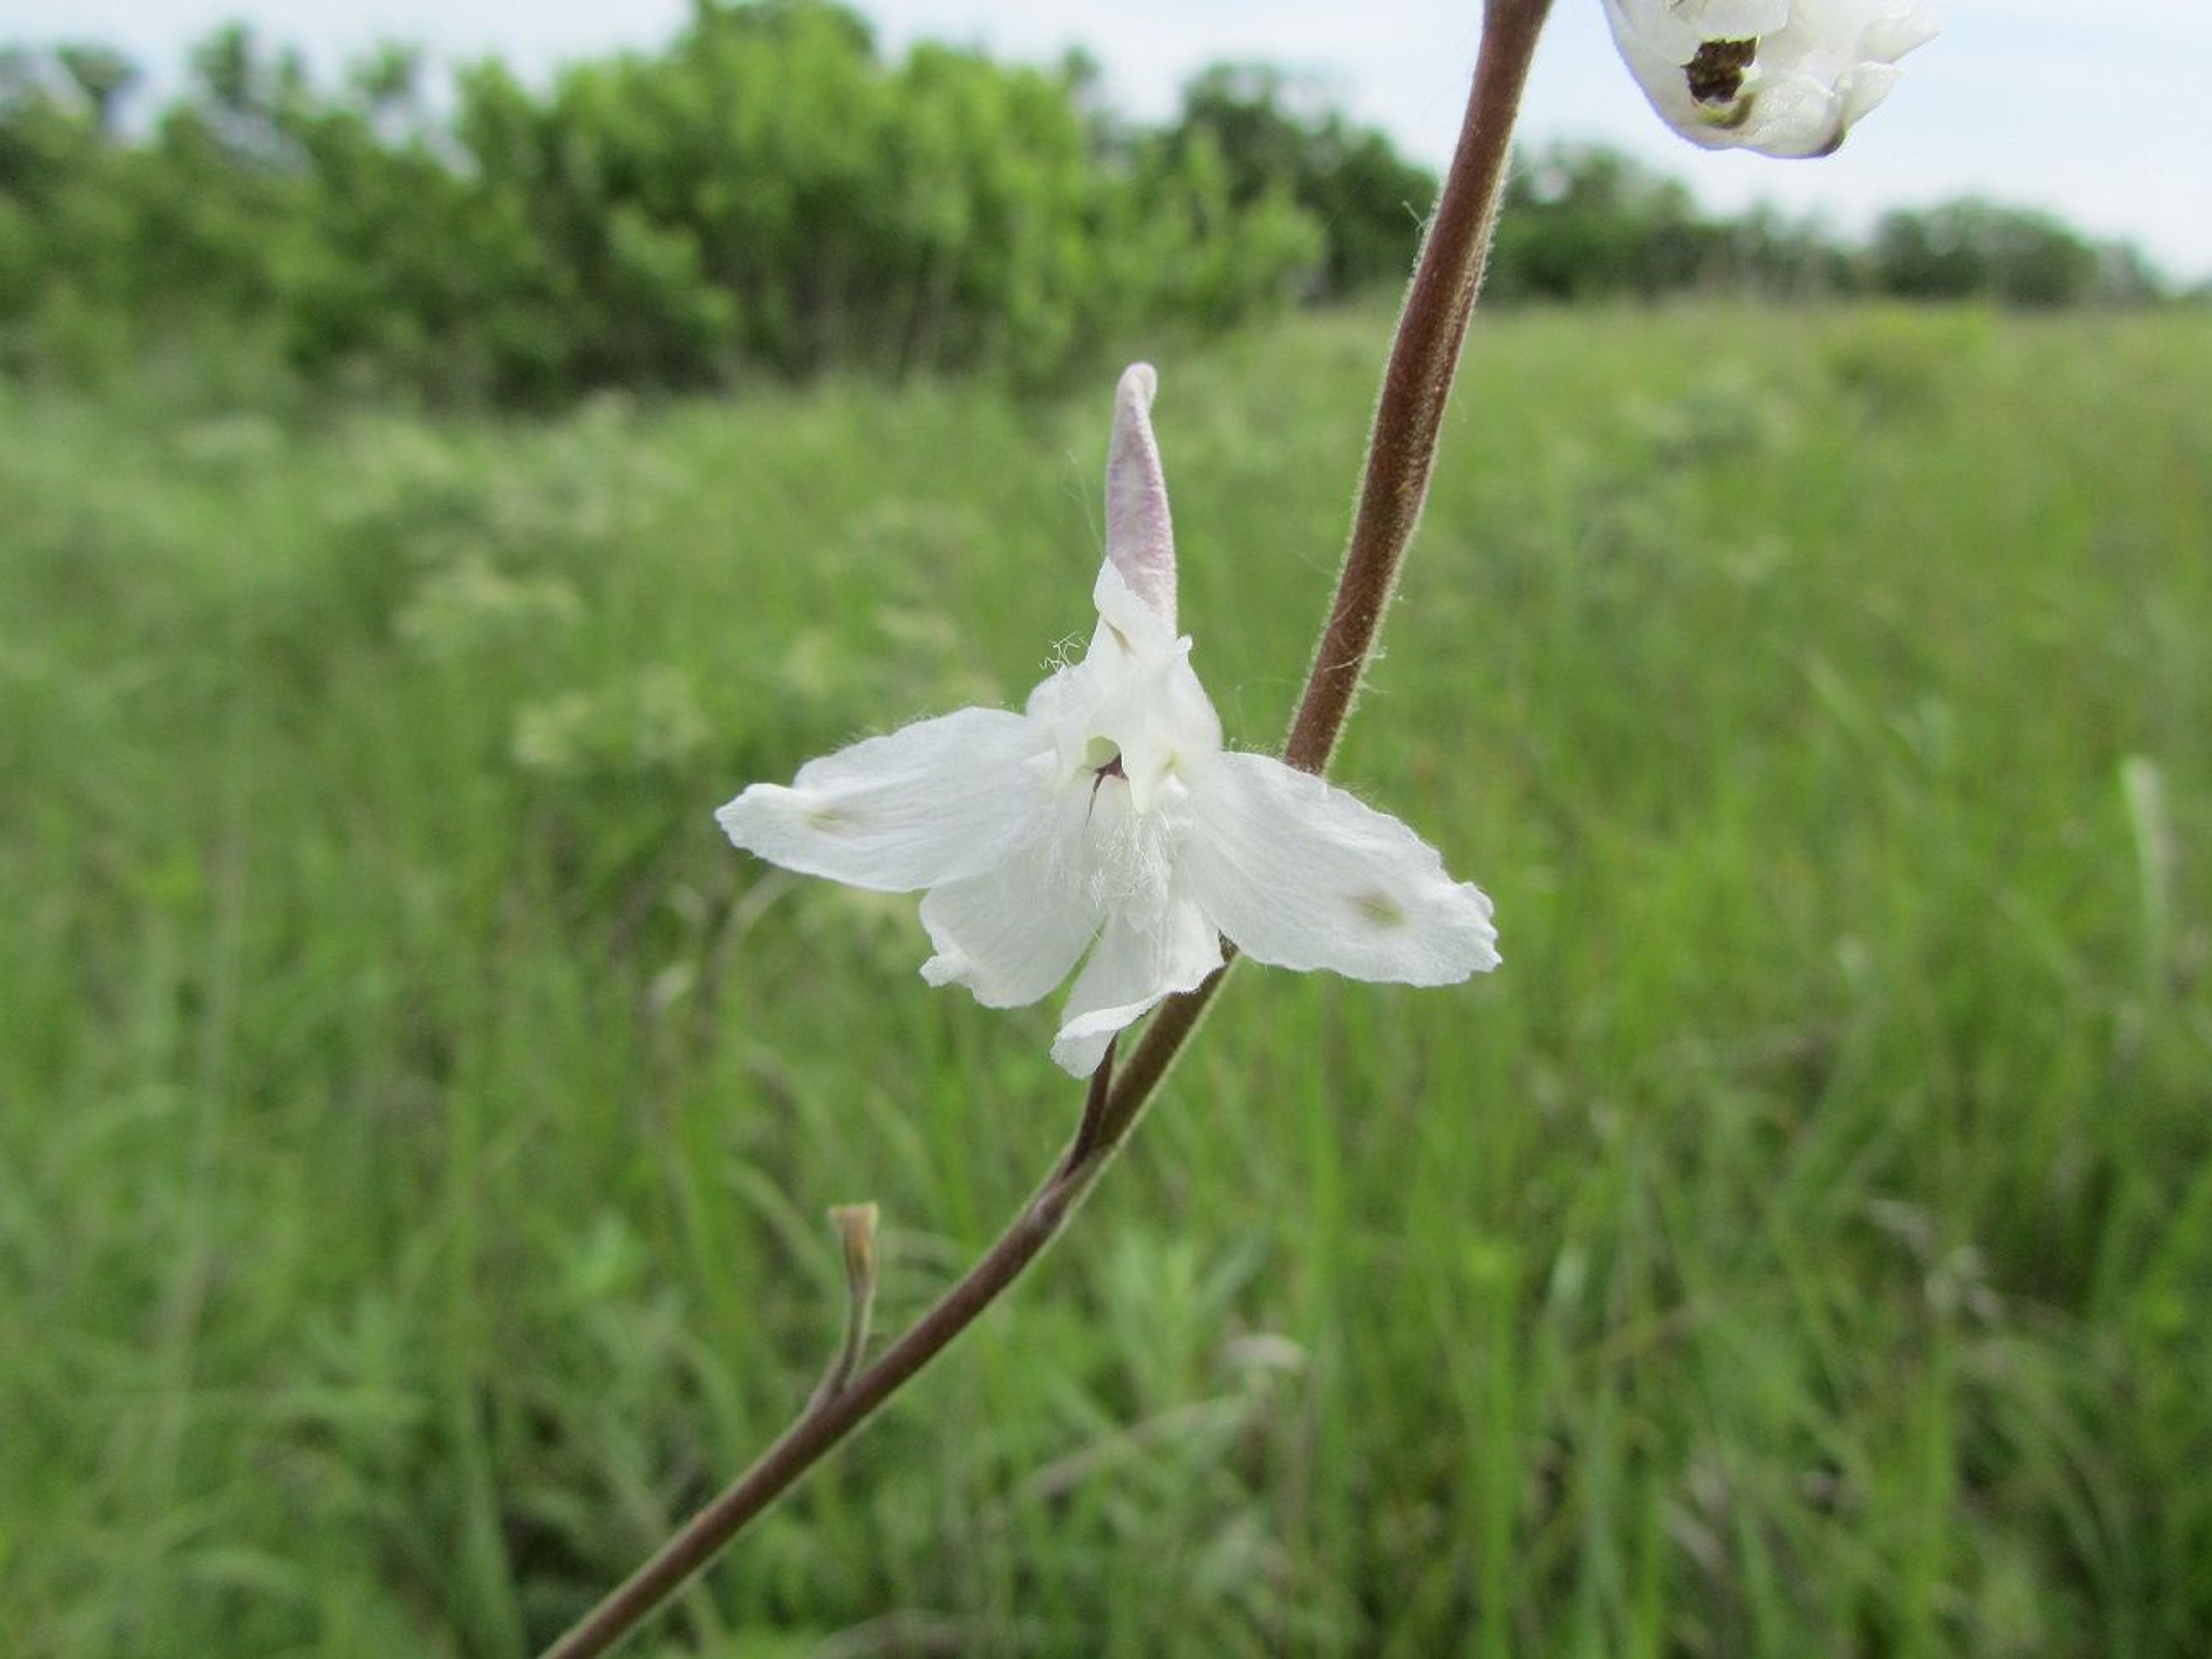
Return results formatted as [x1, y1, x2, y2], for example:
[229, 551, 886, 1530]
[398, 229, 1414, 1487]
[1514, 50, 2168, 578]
[3, 301, 2209, 1657]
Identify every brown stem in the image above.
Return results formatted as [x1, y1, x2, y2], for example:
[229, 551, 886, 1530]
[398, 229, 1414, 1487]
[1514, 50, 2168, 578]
[1285, 0, 1553, 776]
[541, 7, 1547, 1653]
[1057, 1035, 1119, 1174]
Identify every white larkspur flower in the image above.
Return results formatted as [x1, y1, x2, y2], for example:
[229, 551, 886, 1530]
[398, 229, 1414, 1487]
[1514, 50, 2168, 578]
[718, 364, 1498, 1078]
[1603, 0, 1937, 158]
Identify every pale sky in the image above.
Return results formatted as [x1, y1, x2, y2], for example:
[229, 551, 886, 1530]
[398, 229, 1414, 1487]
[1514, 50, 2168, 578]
[14, 1, 2211, 278]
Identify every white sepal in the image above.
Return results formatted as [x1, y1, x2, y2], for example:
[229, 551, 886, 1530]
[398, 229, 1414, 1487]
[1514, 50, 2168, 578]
[1184, 752, 1499, 984]
[1051, 889, 1222, 1078]
[717, 707, 1047, 891]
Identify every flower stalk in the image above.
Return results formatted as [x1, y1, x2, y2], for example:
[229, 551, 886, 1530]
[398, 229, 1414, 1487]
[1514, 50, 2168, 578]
[541, 5, 1551, 1653]
[1286, 0, 1552, 777]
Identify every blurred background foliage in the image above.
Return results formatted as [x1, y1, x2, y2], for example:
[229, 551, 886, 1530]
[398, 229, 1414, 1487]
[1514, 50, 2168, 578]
[0, 0, 2182, 411]
[5, 297, 2208, 1658]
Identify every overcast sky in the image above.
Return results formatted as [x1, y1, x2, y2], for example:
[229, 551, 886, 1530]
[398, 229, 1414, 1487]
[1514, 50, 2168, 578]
[14, 1, 2211, 278]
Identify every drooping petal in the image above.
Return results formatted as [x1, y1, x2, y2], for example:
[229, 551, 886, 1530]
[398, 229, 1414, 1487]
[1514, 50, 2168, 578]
[1753, 2, 1938, 153]
[1104, 363, 1176, 631]
[717, 706, 1047, 892]
[1832, 59, 1903, 130]
[919, 789, 1101, 1008]
[1049, 887, 1223, 1077]
[1183, 751, 1498, 984]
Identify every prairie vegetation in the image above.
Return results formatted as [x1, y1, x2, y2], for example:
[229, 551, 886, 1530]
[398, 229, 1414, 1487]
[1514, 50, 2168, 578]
[3, 300, 2208, 1654]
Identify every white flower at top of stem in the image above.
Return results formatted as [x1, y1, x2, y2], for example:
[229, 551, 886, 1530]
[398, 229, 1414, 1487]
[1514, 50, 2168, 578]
[1604, 0, 1937, 158]
[718, 364, 1499, 1078]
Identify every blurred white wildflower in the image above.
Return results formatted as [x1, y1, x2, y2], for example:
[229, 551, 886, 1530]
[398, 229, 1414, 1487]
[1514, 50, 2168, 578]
[1604, 0, 1937, 158]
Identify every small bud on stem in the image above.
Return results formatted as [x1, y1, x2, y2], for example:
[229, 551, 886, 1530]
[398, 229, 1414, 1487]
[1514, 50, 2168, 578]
[806, 1204, 882, 1412]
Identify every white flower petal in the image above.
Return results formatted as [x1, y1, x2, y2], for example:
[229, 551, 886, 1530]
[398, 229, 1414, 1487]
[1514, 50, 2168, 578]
[919, 790, 1101, 1007]
[1861, 8, 1940, 61]
[1027, 560, 1222, 810]
[1620, 0, 1789, 62]
[1050, 890, 1222, 1077]
[1834, 60, 1903, 129]
[1105, 363, 1177, 631]
[1024, 567, 1167, 750]
[1737, 69, 1857, 157]
[717, 707, 1047, 891]
[1695, 0, 1794, 33]
[1109, 646, 1222, 816]
[1184, 752, 1498, 985]
[1090, 557, 1179, 661]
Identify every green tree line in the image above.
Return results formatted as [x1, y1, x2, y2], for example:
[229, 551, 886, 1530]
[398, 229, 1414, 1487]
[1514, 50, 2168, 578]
[1, 2, 1334, 403]
[1487, 142, 2169, 309]
[0, 1, 2177, 408]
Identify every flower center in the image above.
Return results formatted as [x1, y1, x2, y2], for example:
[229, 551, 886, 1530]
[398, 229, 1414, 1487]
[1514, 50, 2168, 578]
[1088, 744, 1127, 815]
[1685, 37, 1757, 105]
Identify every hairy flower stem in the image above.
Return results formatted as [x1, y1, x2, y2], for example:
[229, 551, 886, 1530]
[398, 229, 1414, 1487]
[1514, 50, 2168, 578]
[541, 7, 1547, 1654]
[1287, 0, 1554, 775]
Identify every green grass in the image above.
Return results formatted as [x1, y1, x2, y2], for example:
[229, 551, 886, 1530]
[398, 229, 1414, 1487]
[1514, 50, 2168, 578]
[3, 301, 2209, 1657]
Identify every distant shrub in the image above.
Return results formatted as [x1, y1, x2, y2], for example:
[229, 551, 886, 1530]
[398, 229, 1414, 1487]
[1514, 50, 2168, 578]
[1480, 142, 2170, 312]
[1147, 63, 1438, 300]
[1, 3, 1332, 404]
[1869, 198, 2162, 308]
